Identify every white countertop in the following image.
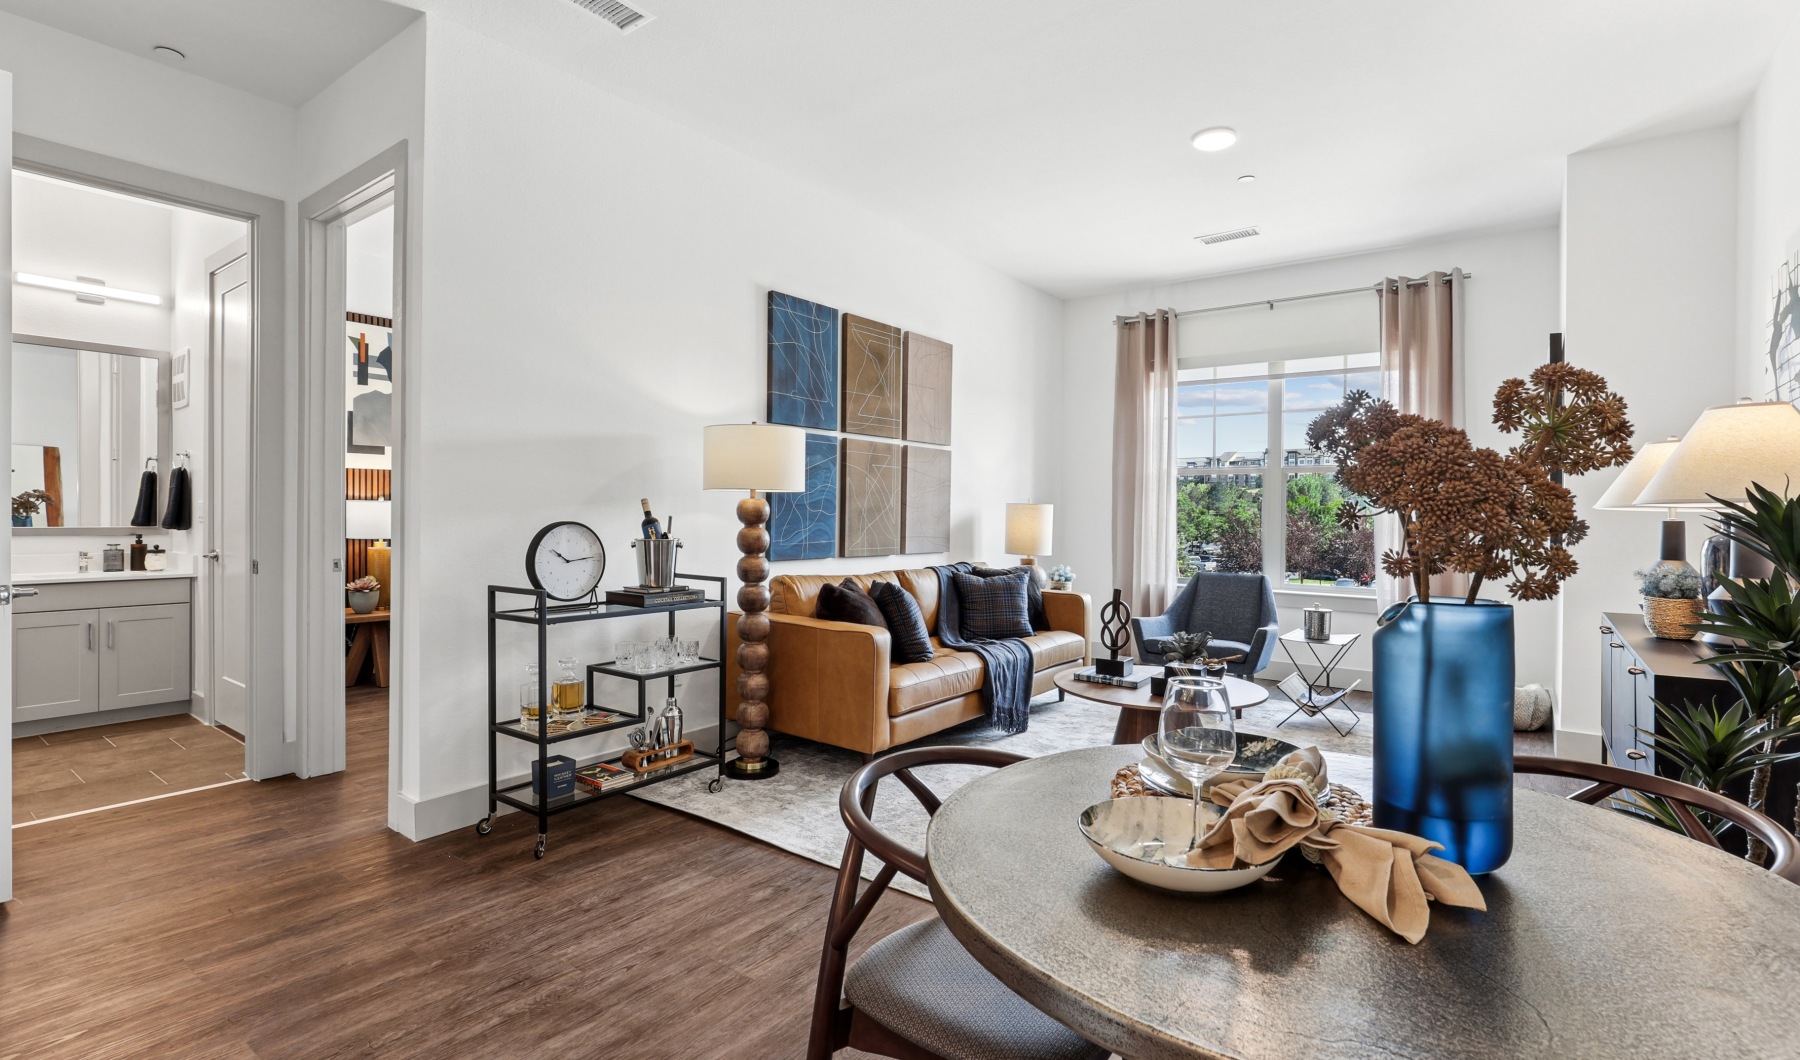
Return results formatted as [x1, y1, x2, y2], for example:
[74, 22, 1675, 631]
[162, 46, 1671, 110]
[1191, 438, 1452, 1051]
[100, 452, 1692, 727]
[15, 569, 197, 585]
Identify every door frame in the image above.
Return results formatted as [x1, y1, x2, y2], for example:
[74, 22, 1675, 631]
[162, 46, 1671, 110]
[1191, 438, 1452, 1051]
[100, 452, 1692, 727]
[13, 133, 292, 780]
[296, 143, 409, 784]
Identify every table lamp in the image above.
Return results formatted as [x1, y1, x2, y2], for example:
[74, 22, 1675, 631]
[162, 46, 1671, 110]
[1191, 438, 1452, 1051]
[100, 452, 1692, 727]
[704, 422, 806, 780]
[1635, 400, 1800, 635]
[346, 499, 393, 610]
[1005, 502, 1054, 588]
[1594, 437, 1687, 566]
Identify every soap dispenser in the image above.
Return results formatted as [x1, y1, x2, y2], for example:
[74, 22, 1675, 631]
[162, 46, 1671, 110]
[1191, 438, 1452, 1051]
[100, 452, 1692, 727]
[145, 544, 167, 572]
[129, 534, 147, 572]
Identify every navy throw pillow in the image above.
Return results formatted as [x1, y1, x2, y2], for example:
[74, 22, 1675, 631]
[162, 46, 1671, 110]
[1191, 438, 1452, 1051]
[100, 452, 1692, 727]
[816, 579, 888, 629]
[971, 565, 1050, 632]
[870, 581, 934, 663]
[953, 569, 1033, 640]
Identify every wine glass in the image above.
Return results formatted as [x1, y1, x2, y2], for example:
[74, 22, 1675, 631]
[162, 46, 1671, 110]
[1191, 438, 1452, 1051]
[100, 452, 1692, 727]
[1158, 677, 1237, 855]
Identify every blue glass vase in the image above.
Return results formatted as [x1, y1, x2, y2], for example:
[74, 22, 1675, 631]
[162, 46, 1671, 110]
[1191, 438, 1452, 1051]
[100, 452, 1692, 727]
[1372, 597, 1514, 874]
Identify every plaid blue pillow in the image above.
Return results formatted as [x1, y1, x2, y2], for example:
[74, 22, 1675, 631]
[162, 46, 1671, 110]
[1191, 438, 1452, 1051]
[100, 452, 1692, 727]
[870, 581, 934, 663]
[953, 569, 1033, 640]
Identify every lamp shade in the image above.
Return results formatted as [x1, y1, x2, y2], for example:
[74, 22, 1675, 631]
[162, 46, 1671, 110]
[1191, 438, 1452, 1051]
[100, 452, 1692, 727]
[346, 499, 392, 540]
[1636, 401, 1800, 509]
[1593, 438, 1680, 511]
[702, 423, 807, 492]
[1005, 503, 1053, 555]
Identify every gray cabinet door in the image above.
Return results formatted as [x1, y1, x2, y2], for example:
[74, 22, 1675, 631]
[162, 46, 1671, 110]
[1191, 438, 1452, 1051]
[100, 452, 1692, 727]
[14, 608, 101, 722]
[98, 604, 192, 711]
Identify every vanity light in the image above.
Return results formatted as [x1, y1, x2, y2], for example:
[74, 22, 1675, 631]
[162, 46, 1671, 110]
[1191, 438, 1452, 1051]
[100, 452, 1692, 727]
[15, 272, 163, 306]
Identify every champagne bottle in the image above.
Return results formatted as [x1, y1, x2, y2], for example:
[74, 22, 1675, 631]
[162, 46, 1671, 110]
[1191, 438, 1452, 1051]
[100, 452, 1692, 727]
[640, 498, 661, 540]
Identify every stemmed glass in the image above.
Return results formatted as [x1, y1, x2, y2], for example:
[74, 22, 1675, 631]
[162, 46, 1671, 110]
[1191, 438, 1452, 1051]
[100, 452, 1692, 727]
[1158, 677, 1237, 855]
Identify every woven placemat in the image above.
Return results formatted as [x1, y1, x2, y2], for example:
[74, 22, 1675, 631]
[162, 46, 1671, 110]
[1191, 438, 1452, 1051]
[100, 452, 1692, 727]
[1111, 763, 1373, 828]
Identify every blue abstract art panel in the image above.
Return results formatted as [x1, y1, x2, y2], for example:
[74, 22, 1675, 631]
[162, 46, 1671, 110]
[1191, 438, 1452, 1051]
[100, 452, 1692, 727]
[768, 291, 840, 429]
[769, 432, 839, 561]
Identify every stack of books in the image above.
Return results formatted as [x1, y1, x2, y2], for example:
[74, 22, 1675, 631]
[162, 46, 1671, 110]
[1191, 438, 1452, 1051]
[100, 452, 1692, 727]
[1073, 666, 1153, 690]
[574, 761, 637, 792]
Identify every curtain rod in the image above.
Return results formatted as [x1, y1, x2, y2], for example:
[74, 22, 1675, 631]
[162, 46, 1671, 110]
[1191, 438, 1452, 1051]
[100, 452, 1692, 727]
[1114, 273, 1471, 323]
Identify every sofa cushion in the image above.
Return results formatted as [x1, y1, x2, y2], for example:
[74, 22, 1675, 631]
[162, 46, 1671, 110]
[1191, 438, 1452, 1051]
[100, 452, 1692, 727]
[972, 565, 1050, 631]
[816, 578, 887, 628]
[871, 581, 935, 663]
[889, 650, 984, 716]
[1022, 631, 1086, 669]
[952, 570, 1033, 640]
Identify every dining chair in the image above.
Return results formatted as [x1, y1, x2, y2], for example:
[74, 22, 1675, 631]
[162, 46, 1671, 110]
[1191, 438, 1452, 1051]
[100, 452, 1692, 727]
[1515, 754, 1800, 883]
[808, 746, 1107, 1060]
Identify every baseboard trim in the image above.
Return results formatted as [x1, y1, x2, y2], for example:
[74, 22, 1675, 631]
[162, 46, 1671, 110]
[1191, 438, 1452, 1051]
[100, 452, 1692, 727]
[13, 700, 191, 739]
[1553, 727, 1603, 763]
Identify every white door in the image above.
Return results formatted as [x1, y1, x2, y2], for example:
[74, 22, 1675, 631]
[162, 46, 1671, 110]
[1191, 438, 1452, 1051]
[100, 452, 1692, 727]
[2, 68, 20, 902]
[209, 254, 252, 735]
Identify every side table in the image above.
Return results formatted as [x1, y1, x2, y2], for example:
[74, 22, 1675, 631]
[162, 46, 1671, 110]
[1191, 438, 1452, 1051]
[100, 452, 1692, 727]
[1276, 628, 1361, 736]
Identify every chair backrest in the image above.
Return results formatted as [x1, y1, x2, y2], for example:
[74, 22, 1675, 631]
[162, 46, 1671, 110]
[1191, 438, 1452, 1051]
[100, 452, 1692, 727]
[810, 746, 1027, 1058]
[1515, 754, 1800, 883]
[1185, 572, 1272, 641]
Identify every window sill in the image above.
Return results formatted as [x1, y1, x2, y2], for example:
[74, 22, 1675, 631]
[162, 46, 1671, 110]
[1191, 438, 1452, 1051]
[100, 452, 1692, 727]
[1272, 587, 1379, 614]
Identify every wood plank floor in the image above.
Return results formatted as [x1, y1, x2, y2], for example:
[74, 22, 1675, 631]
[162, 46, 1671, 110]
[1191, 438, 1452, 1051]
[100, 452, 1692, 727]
[1, 686, 931, 1059]
[12, 713, 246, 822]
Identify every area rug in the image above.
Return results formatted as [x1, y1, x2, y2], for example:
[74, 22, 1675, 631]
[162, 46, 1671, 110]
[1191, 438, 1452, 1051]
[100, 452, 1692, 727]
[633, 686, 1373, 898]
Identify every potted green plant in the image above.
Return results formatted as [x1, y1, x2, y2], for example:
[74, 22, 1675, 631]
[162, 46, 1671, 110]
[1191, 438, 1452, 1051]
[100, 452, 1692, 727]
[346, 575, 381, 614]
[1308, 364, 1633, 872]
[1635, 563, 1704, 640]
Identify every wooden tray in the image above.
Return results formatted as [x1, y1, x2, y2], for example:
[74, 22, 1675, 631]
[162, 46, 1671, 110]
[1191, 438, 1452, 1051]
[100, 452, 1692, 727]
[622, 739, 694, 774]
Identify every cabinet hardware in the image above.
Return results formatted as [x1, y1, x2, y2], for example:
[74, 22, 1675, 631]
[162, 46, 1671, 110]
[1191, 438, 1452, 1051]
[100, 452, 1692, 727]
[1610, 642, 1624, 649]
[1600, 625, 1613, 634]
[1626, 749, 1647, 761]
[106, 621, 114, 650]
[1627, 666, 1645, 676]
[88, 623, 94, 650]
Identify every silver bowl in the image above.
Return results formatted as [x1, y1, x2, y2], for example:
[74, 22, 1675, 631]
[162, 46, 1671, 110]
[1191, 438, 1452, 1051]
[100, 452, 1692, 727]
[1079, 797, 1278, 893]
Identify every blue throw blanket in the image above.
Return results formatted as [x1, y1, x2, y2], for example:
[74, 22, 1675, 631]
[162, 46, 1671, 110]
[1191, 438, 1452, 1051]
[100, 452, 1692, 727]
[931, 562, 1035, 734]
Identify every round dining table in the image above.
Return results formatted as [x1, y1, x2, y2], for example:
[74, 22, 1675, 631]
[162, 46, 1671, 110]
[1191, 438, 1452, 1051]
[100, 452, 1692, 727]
[926, 744, 1800, 1059]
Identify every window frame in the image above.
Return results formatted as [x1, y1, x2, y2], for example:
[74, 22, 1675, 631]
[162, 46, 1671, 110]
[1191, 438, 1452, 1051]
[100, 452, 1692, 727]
[1175, 354, 1379, 597]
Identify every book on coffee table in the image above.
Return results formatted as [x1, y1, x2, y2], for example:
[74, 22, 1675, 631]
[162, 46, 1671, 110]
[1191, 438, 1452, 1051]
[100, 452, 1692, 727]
[1073, 667, 1153, 690]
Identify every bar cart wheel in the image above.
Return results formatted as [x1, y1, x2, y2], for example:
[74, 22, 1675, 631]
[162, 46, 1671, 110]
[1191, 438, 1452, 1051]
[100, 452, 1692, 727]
[475, 814, 494, 836]
[708, 777, 724, 794]
[534, 834, 547, 859]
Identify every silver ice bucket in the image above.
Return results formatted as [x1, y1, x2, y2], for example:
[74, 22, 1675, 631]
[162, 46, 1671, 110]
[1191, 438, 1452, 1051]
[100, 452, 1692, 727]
[1303, 603, 1332, 641]
[632, 537, 682, 588]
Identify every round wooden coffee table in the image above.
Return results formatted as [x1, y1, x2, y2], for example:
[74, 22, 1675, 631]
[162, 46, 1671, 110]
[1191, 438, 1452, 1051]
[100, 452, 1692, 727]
[1054, 666, 1270, 744]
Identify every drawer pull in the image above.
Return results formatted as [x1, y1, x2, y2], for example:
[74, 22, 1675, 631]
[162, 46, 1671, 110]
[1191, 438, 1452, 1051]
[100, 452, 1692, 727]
[1627, 666, 1646, 676]
[106, 621, 114, 650]
[1626, 749, 1647, 761]
[87, 622, 94, 651]
[1600, 625, 1613, 634]
[1610, 642, 1624, 649]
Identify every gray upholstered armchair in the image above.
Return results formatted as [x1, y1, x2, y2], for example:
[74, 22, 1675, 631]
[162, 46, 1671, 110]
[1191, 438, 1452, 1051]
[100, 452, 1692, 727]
[1131, 572, 1280, 679]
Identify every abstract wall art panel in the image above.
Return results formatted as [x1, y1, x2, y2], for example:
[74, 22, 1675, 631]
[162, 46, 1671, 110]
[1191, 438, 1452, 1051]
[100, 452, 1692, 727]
[768, 432, 839, 561]
[902, 445, 951, 554]
[903, 332, 953, 445]
[346, 313, 394, 460]
[841, 314, 903, 438]
[840, 438, 903, 558]
[768, 291, 840, 429]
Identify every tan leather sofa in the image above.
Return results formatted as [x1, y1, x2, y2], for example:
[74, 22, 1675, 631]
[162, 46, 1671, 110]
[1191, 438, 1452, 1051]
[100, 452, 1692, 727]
[725, 567, 1091, 757]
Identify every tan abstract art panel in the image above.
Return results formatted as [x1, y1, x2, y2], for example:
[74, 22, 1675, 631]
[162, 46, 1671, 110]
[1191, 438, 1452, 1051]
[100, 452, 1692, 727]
[842, 314, 903, 438]
[840, 438, 903, 557]
[903, 332, 952, 445]
[902, 446, 951, 554]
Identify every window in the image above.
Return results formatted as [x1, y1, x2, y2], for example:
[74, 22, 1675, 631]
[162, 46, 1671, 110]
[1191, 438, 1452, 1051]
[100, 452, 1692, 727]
[1176, 353, 1378, 593]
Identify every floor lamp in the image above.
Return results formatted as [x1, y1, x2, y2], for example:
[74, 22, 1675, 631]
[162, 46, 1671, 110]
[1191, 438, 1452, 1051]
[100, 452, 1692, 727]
[704, 423, 806, 780]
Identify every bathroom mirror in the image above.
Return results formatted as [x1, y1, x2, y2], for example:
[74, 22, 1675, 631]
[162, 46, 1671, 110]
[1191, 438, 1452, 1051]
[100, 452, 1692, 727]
[11, 336, 172, 531]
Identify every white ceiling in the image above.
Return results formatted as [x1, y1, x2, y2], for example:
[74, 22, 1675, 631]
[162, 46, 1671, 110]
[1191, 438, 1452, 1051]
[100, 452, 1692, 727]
[409, 0, 1798, 297]
[0, 0, 420, 107]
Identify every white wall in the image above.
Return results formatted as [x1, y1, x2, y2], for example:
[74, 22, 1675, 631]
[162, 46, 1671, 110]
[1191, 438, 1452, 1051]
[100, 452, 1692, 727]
[397, 17, 1063, 836]
[1737, 14, 1800, 401]
[12, 172, 172, 350]
[1560, 126, 1739, 759]
[1059, 226, 1565, 690]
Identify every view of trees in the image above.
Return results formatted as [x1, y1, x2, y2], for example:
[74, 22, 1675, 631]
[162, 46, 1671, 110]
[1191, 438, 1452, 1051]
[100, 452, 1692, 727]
[1176, 473, 1375, 585]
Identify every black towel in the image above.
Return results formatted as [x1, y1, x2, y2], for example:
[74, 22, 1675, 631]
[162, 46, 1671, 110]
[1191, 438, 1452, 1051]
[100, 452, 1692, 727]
[129, 469, 159, 527]
[161, 466, 192, 530]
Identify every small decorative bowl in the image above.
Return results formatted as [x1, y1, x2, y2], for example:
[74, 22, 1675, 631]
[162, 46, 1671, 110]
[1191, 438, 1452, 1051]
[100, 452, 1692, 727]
[1078, 797, 1278, 894]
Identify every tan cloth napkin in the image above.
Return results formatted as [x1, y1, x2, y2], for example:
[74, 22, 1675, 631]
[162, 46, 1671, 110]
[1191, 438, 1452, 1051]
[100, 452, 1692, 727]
[1184, 748, 1487, 944]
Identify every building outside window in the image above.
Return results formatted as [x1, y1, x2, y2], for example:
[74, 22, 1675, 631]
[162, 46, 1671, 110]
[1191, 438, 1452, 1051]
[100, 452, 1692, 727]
[1175, 353, 1380, 593]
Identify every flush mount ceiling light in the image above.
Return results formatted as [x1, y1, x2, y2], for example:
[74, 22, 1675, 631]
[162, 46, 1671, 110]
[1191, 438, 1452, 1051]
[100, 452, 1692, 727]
[1237, 174, 1257, 183]
[151, 45, 185, 60]
[1190, 127, 1238, 152]
[15, 272, 163, 306]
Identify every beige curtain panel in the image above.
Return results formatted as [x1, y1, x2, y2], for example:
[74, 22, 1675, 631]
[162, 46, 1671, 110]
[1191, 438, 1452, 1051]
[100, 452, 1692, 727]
[1375, 269, 1468, 608]
[1112, 309, 1179, 620]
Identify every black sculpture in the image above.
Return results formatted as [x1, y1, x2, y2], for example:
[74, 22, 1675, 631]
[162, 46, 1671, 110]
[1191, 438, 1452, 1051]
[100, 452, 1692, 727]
[1096, 588, 1134, 677]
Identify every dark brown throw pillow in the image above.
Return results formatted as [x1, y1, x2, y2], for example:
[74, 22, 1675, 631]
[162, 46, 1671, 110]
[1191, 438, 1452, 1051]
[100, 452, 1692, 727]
[816, 578, 888, 629]
[870, 581, 935, 663]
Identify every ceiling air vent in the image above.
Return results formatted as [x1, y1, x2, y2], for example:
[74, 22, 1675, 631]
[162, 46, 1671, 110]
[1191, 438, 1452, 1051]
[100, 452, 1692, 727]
[571, 0, 654, 33]
[1195, 226, 1260, 245]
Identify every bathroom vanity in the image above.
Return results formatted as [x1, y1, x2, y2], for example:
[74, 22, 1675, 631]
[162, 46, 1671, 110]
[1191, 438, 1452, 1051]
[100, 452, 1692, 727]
[13, 572, 193, 733]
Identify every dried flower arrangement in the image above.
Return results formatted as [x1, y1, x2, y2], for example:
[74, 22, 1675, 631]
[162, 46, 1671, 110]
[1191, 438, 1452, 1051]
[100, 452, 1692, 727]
[1306, 363, 1634, 604]
[345, 575, 381, 593]
[12, 490, 51, 519]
